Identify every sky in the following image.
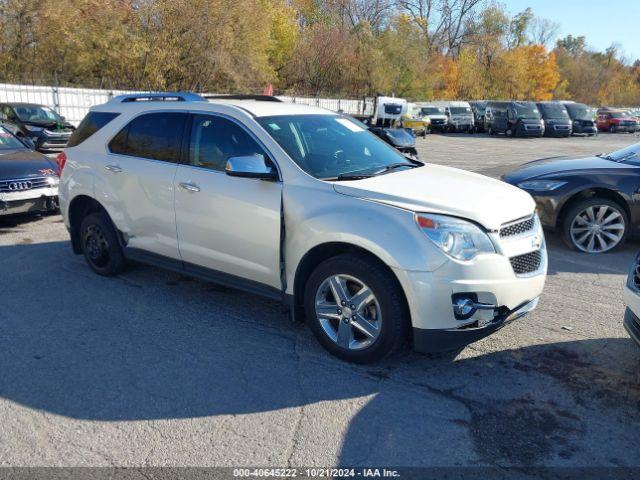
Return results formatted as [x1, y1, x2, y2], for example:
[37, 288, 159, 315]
[504, 0, 640, 62]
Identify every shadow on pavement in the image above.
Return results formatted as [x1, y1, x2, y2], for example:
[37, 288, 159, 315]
[1, 241, 639, 466]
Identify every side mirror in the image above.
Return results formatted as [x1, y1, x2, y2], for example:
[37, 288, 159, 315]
[60, 116, 66, 122]
[225, 155, 278, 180]
[20, 136, 36, 150]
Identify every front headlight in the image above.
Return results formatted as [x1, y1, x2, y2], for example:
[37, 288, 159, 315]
[24, 125, 44, 132]
[46, 176, 59, 186]
[517, 180, 567, 191]
[415, 214, 495, 261]
[573, 120, 580, 126]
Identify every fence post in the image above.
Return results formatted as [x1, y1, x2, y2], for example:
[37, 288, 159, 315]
[52, 74, 60, 114]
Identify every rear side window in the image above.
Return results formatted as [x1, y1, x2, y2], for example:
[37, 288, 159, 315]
[67, 111, 120, 147]
[109, 112, 187, 163]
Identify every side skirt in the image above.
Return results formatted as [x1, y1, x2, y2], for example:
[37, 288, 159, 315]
[123, 247, 282, 301]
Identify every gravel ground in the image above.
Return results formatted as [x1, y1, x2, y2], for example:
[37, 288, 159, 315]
[1, 132, 639, 469]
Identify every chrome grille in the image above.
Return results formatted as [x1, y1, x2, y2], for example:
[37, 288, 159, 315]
[500, 217, 535, 238]
[510, 250, 542, 275]
[0, 176, 50, 193]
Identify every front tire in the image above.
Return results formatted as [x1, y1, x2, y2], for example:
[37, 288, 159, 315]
[304, 254, 409, 363]
[80, 212, 126, 276]
[562, 198, 628, 253]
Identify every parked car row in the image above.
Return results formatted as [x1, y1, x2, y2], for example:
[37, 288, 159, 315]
[399, 99, 640, 138]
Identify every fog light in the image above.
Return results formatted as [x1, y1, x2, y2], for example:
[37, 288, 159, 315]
[454, 298, 476, 317]
[452, 293, 497, 320]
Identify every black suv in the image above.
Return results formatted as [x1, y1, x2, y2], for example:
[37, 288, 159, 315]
[563, 102, 597, 136]
[486, 101, 544, 137]
[470, 101, 488, 132]
[536, 102, 572, 137]
[0, 103, 75, 153]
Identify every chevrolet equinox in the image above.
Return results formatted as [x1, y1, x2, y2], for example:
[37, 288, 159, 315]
[58, 93, 547, 363]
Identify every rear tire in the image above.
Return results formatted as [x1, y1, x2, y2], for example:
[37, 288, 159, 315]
[304, 254, 409, 363]
[80, 212, 126, 276]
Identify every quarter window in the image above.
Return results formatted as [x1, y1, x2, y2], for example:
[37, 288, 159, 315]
[67, 111, 120, 147]
[187, 114, 269, 172]
[109, 112, 187, 163]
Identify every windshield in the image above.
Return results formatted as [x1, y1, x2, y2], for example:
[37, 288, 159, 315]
[600, 143, 640, 164]
[257, 114, 415, 180]
[566, 104, 595, 119]
[610, 111, 629, 119]
[539, 103, 569, 118]
[420, 107, 445, 115]
[514, 104, 541, 119]
[449, 107, 471, 114]
[14, 105, 62, 123]
[0, 127, 26, 149]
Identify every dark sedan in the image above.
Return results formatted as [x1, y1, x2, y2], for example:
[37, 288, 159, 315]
[503, 142, 640, 253]
[0, 126, 59, 217]
[0, 102, 75, 153]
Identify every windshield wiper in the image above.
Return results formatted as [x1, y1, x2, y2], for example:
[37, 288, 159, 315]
[333, 173, 375, 181]
[373, 162, 418, 174]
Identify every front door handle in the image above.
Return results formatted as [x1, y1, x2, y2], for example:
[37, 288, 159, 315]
[105, 165, 122, 173]
[179, 182, 200, 193]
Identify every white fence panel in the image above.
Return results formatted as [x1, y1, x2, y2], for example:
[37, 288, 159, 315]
[0, 83, 368, 125]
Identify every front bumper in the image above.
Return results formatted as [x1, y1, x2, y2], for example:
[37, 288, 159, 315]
[518, 125, 544, 136]
[572, 124, 597, 134]
[33, 133, 71, 152]
[545, 124, 572, 136]
[623, 308, 640, 348]
[414, 297, 539, 352]
[623, 281, 640, 347]
[394, 218, 547, 352]
[611, 125, 638, 132]
[0, 188, 59, 215]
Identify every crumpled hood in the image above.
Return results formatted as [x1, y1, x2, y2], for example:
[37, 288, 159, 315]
[333, 164, 535, 231]
[0, 148, 57, 179]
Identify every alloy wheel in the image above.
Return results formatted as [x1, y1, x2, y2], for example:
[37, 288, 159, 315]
[570, 205, 626, 253]
[314, 274, 382, 350]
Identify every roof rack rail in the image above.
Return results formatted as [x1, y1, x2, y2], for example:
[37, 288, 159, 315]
[203, 94, 282, 102]
[109, 92, 206, 103]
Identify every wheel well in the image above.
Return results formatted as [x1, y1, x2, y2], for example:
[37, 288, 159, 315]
[556, 188, 630, 229]
[292, 242, 409, 322]
[68, 195, 107, 254]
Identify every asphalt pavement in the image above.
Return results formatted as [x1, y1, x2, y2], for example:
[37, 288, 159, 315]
[1, 132, 639, 469]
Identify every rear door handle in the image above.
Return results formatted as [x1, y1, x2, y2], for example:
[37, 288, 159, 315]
[105, 165, 122, 173]
[179, 182, 200, 193]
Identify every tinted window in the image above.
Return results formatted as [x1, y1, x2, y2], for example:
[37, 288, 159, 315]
[188, 114, 268, 172]
[67, 111, 119, 147]
[109, 112, 187, 162]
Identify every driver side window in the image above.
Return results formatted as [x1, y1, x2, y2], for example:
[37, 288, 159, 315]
[188, 114, 268, 172]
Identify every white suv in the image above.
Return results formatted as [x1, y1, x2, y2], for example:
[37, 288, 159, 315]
[58, 92, 547, 363]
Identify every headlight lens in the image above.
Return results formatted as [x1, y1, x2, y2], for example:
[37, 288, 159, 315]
[518, 180, 567, 191]
[46, 176, 59, 186]
[24, 125, 44, 132]
[415, 214, 495, 261]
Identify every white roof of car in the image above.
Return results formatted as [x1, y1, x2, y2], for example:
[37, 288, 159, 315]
[94, 94, 335, 118]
